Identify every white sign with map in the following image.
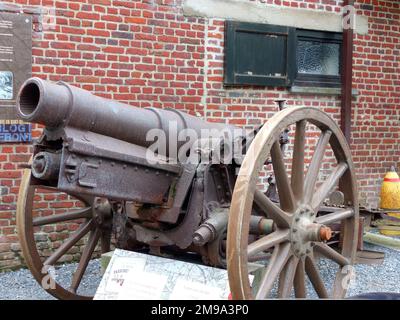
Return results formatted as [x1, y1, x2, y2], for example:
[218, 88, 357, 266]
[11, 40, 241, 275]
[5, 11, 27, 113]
[94, 249, 232, 300]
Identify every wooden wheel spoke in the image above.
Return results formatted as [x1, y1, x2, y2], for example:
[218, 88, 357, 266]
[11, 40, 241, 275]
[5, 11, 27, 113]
[294, 258, 306, 298]
[255, 243, 291, 299]
[248, 253, 272, 263]
[18, 165, 111, 300]
[71, 228, 101, 293]
[44, 219, 95, 266]
[314, 243, 350, 266]
[254, 190, 291, 227]
[316, 208, 354, 225]
[248, 229, 289, 258]
[312, 162, 348, 212]
[305, 257, 329, 298]
[303, 130, 332, 204]
[33, 208, 92, 226]
[278, 255, 299, 298]
[270, 141, 296, 213]
[291, 120, 306, 201]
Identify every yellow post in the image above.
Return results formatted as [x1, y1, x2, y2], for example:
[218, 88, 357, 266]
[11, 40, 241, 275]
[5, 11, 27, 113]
[380, 166, 400, 219]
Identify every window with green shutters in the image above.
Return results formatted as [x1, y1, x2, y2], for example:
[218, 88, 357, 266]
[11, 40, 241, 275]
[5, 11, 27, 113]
[224, 21, 343, 88]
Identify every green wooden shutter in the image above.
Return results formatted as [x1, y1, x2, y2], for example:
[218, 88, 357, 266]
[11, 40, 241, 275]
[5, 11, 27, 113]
[224, 21, 296, 87]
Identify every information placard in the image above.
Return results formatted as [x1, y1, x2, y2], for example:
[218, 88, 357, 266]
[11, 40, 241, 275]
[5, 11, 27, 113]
[0, 12, 32, 120]
[94, 249, 232, 300]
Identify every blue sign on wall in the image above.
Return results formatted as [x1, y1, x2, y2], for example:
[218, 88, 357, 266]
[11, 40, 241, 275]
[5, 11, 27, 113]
[0, 123, 31, 143]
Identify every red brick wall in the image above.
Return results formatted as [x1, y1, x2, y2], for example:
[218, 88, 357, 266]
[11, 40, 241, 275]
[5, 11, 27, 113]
[0, 0, 399, 270]
[352, 1, 400, 208]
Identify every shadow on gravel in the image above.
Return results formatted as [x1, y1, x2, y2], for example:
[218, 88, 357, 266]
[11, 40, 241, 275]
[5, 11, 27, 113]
[349, 292, 400, 300]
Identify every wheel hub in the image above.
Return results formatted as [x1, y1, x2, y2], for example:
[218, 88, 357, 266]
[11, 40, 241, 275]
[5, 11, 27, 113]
[290, 206, 332, 257]
[93, 198, 112, 229]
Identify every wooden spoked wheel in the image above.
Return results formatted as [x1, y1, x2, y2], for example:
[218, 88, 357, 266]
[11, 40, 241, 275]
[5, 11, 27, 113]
[227, 107, 359, 299]
[17, 166, 113, 300]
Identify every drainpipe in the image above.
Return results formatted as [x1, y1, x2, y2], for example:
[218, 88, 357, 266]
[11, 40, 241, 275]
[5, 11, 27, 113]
[341, 0, 355, 143]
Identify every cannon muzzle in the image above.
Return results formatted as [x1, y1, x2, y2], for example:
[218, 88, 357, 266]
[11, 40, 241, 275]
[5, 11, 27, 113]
[17, 78, 75, 128]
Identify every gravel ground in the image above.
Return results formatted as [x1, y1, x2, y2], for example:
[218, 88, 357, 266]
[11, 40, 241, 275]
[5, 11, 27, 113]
[0, 243, 399, 300]
[317, 243, 400, 297]
[347, 243, 400, 296]
[0, 260, 102, 300]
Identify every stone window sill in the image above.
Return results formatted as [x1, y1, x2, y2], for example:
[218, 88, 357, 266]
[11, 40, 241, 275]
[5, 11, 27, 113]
[289, 86, 359, 97]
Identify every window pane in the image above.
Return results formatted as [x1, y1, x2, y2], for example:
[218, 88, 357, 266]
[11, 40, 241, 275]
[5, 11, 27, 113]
[0, 71, 13, 100]
[297, 41, 340, 76]
[236, 31, 287, 77]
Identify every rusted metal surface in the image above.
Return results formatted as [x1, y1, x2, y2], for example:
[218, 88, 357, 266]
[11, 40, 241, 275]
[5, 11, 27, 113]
[16, 77, 236, 154]
[16, 79, 359, 300]
[134, 173, 205, 249]
[31, 151, 61, 180]
[58, 147, 174, 204]
[193, 209, 229, 246]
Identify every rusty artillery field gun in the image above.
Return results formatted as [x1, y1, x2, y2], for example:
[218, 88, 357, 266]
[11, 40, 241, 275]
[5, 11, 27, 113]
[15, 77, 358, 300]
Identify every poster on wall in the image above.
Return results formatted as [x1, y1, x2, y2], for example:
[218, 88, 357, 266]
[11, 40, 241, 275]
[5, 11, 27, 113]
[0, 119, 31, 143]
[0, 71, 13, 100]
[0, 11, 32, 142]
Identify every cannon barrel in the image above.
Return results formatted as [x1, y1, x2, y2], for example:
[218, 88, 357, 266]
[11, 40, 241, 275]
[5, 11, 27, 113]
[16, 77, 236, 153]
